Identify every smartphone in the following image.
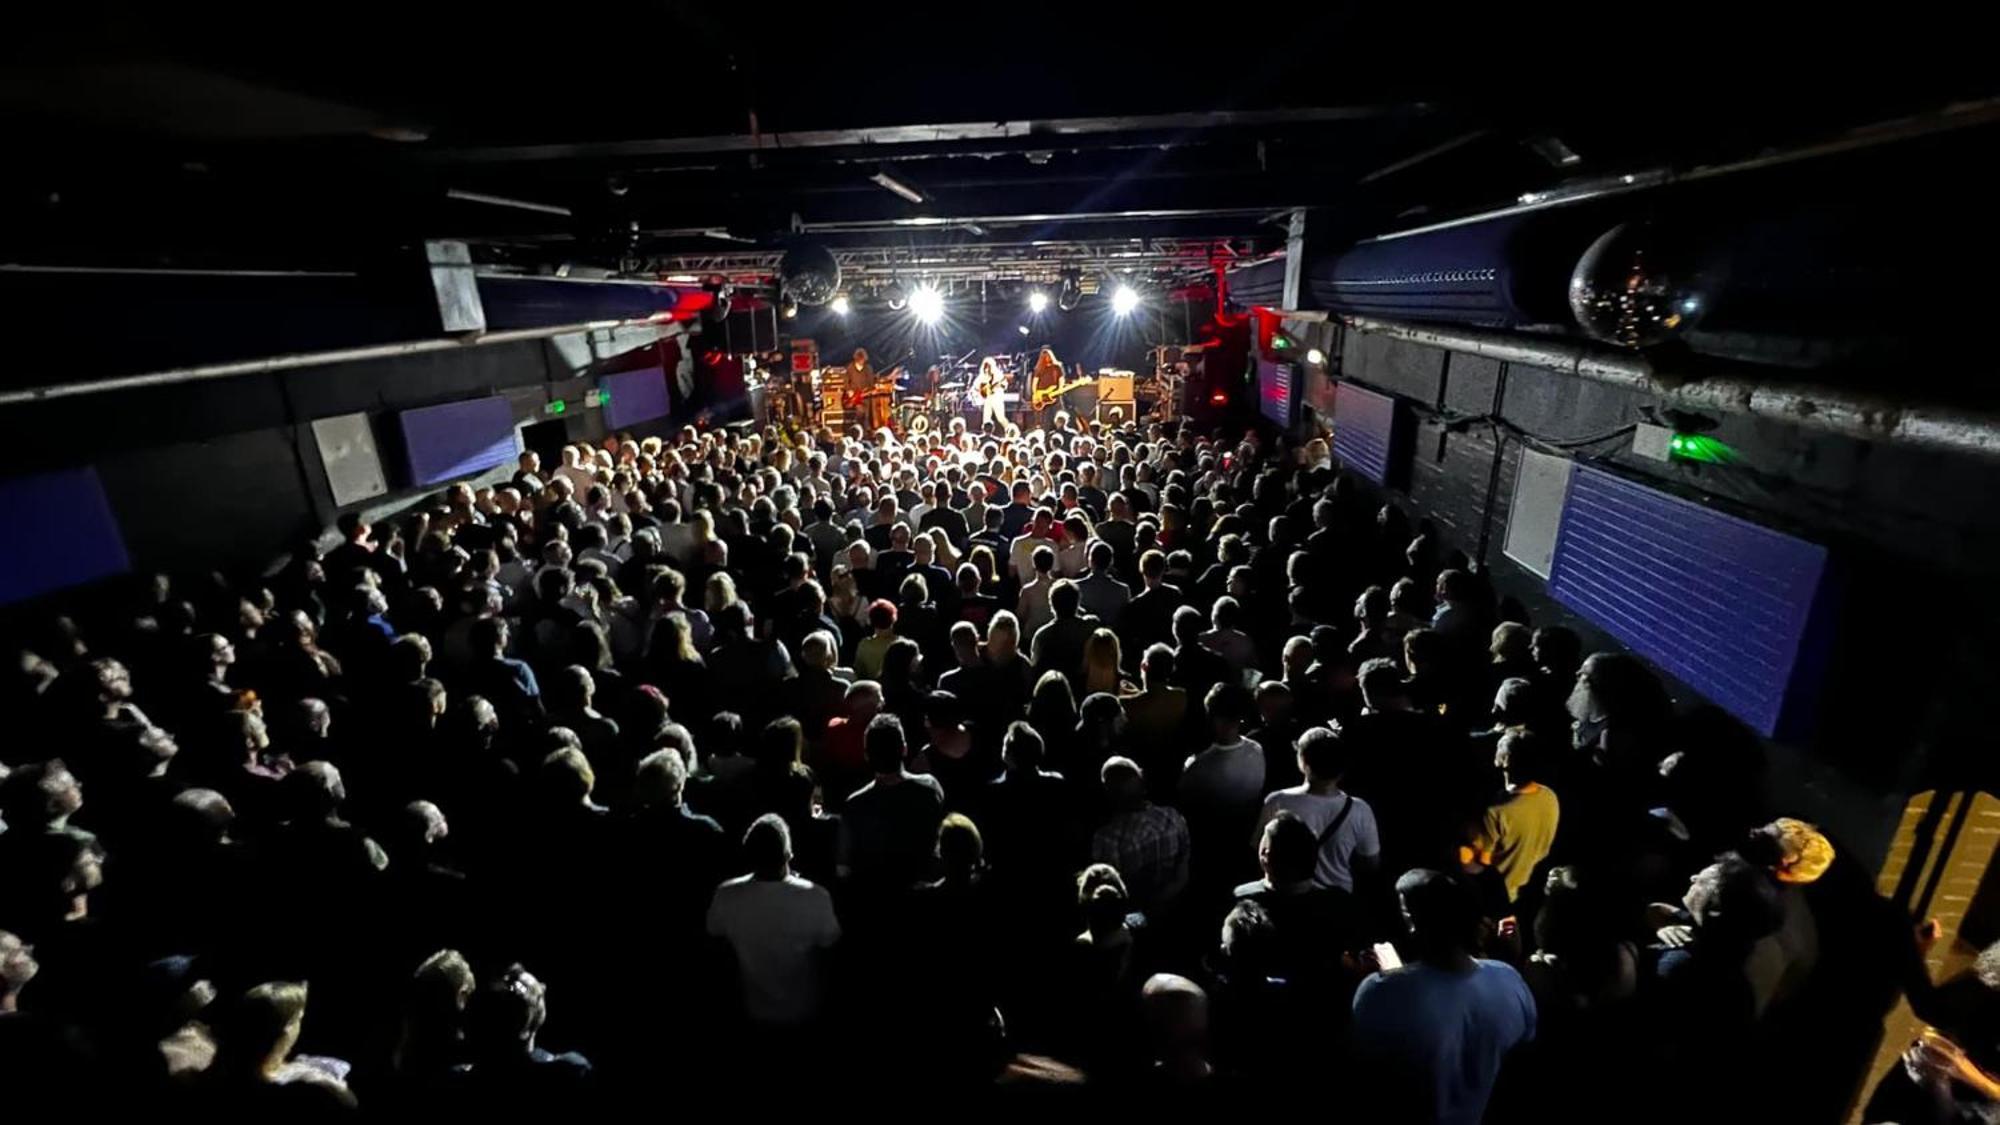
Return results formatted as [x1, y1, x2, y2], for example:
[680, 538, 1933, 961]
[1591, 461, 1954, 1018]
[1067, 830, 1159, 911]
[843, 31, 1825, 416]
[1372, 942, 1403, 971]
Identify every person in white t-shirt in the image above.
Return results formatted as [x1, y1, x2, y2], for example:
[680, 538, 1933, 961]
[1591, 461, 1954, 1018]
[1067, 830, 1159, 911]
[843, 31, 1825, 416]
[1257, 726, 1380, 893]
[1009, 508, 1060, 582]
[706, 814, 842, 1028]
[556, 445, 598, 499]
[1181, 683, 1267, 817]
[1180, 683, 1266, 890]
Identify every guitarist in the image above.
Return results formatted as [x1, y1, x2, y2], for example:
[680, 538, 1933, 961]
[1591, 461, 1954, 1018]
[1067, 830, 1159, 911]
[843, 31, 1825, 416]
[974, 356, 1009, 431]
[846, 347, 901, 434]
[1030, 346, 1064, 429]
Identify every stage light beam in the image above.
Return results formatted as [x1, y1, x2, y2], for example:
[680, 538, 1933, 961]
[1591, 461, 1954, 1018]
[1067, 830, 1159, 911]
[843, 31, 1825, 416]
[1305, 348, 1325, 366]
[1112, 286, 1140, 315]
[1028, 291, 1049, 314]
[830, 295, 851, 316]
[911, 286, 945, 325]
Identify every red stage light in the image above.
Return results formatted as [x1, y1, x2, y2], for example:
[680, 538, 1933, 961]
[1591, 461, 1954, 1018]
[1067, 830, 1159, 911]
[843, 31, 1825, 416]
[1211, 390, 1229, 405]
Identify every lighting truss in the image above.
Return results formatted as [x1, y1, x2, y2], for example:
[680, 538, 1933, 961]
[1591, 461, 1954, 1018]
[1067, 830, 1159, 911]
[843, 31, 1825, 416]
[633, 238, 1247, 291]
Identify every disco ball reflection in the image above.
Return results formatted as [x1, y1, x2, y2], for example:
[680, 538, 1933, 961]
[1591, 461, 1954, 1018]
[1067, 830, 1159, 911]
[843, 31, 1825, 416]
[1567, 222, 1708, 348]
[778, 242, 842, 307]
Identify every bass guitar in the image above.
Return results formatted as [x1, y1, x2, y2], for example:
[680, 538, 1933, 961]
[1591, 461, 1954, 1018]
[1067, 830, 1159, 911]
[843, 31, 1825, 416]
[845, 365, 906, 409]
[1031, 375, 1094, 410]
[845, 346, 914, 409]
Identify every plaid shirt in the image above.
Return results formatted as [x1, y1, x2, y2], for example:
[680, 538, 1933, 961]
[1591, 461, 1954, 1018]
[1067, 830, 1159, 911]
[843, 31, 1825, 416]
[1091, 804, 1191, 911]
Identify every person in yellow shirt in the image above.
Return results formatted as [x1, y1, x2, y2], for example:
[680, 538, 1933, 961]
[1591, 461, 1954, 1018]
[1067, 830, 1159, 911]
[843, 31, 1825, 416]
[1464, 730, 1560, 903]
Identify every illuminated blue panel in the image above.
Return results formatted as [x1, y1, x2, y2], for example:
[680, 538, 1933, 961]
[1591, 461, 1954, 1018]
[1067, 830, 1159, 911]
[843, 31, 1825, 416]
[602, 366, 670, 429]
[0, 467, 130, 605]
[1547, 465, 1830, 737]
[397, 396, 519, 487]
[1332, 381, 1398, 485]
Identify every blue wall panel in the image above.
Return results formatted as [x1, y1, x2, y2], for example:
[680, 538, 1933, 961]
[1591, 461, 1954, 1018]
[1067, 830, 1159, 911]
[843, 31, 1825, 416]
[1547, 465, 1830, 737]
[396, 396, 520, 487]
[476, 277, 699, 330]
[601, 366, 670, 430]
[0, 467, 131, 605]
[1255, 358, 1294, 427]
[1333, 381, 1399, 485]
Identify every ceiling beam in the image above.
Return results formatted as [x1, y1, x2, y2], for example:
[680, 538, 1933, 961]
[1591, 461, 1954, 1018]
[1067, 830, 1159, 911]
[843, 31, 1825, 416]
[418, 105, 1428, 165]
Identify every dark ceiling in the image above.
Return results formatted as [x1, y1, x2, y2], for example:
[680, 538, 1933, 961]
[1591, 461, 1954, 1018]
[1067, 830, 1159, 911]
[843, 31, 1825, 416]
[3, 5, 1993, 282]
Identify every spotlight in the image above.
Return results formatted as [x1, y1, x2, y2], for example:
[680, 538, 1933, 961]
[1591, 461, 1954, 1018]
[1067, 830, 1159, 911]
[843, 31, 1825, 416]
[1028, 291, 1049, 314]
[1018, 324, 1031, 336]
[910, 285, 944, 325]
[782, 298, 799, 319]
[830, 295, 851, 316]
[1305, 348, 1325, 366]
[1112, 286, 1140, 315]
[885, 281, 908, 312]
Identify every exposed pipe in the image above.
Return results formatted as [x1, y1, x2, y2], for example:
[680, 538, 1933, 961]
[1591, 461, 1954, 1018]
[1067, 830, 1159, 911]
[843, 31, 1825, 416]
[0, 316, 676, 407]
[1341, 315, 2000, 461]
[423, 105, 1423, 165]
[445, 188, 574, 218]
[1361, 95, 2000, 245]
[2, 264, 359, 278]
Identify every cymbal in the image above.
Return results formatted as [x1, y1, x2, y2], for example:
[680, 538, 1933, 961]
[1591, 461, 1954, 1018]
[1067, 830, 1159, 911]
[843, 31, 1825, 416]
[938, 381, 967, 390]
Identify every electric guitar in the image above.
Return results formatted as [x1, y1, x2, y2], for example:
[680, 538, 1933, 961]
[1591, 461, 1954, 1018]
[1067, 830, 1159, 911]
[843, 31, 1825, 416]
[845, 347, 914, 409]
[974, 365, 1010, 399]
[845, 366, 904, 409]
[1031, 374, 1094, 410]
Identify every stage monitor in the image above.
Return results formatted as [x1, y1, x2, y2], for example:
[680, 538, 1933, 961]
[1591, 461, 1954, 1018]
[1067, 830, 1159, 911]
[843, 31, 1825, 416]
[601, 366, 670, 430]
[1255, 357, 1295, 426]
[0, 466, 131, 605]
[396, 396, 519, 487]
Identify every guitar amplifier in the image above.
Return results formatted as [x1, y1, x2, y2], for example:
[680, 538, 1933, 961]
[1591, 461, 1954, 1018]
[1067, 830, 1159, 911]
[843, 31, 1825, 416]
[820, 366, 849, 427]
[1096, 371, 1135, 404]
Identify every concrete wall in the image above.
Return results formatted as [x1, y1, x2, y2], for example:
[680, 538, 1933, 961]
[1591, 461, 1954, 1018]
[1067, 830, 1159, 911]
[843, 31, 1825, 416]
[1320, 327, 2000, 865]
[0, 328, 680, 583]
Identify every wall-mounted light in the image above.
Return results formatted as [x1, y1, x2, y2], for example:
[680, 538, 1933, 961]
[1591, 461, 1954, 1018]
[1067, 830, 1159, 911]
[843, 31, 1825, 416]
[870, 171, 927, 204]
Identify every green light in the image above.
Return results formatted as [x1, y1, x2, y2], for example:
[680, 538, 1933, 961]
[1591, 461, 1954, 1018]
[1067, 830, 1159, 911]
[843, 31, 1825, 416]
[547, 399, 566, 415]
[1272, 336, 1293, 350]
[1668, 433, 1736, 464]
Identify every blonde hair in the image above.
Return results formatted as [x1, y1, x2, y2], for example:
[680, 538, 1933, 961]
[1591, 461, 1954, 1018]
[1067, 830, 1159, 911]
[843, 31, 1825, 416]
[704, 572, 739, 616]
[1770, 818, 1835, 885]
[655, 612, 700, 664]
[223, 981, 310, 1066]
[1083, 628, 1124, 694]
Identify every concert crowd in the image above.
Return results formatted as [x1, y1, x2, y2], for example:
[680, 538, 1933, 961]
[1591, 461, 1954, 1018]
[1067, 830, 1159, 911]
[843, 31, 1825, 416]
[0, 412, 1986, 1122]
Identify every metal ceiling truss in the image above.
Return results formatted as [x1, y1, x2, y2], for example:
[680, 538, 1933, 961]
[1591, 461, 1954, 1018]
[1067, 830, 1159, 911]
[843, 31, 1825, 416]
[638, 238, 1244, 292]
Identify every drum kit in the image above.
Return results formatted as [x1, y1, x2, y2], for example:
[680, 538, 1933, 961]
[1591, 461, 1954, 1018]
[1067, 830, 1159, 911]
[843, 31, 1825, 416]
[799, 348, 1175, 434]
[910, 351, 1019, 427]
